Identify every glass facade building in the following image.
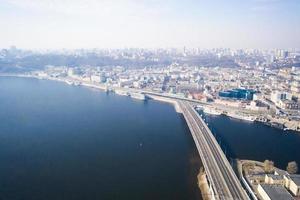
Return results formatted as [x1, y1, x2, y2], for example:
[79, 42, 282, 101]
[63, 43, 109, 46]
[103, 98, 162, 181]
[219, 88, 255, 100]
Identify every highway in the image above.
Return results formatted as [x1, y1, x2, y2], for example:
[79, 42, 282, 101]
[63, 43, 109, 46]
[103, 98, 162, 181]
[178, 101, 248, 200]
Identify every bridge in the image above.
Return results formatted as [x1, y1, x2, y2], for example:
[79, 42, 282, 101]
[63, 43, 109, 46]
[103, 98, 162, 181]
[178, 101, 249, 200]
[7, 74, 252, 199]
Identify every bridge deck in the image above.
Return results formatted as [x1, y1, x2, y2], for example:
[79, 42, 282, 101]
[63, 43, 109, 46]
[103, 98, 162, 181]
[178, 101, 248, 200]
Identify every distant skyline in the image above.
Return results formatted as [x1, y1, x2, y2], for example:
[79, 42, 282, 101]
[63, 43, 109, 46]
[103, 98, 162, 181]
[0, 0, 300, 49]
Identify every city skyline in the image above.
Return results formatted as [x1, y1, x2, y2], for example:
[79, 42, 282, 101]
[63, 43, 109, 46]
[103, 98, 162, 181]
[1, 0, 300, 49]
[1, 1, 300, 199]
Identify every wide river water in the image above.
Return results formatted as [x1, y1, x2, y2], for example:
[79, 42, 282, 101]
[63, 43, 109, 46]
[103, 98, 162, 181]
[0, 77, 201, 200]
[1, 76, 300, 199]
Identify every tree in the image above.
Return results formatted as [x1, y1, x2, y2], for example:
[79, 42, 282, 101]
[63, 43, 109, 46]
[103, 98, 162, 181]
[287, 161, 298, 174]
[263, 160, 274, 174]
[243, 162, 255, 175]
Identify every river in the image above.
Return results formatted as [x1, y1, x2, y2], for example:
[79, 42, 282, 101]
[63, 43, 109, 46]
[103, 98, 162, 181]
[0, 76, 201, 200]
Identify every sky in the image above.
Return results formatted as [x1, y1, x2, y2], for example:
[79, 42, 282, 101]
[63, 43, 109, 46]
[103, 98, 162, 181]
[0, 0, 299, 49]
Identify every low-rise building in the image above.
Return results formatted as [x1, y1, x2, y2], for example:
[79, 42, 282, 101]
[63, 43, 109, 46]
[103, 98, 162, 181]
[91, 75, 101, 83]
[271, 91, 292, 105]
[257, 184, 294, 200]
[285, 174, 300, 196]
[264, 174, 285, 185]
[247, 100, 269, 111]
[291, 81, 300, 93]
[278, 100, 300, 110]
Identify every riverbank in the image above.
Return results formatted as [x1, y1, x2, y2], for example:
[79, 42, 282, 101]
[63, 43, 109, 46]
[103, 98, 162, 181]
[1, 73, 299, 133]
[0, 73, 182, 114]
[198, 105, 300, 133]
[0, 76, 202, 200]
[197, 168, 212, 200]
[3, 74, 300, 200]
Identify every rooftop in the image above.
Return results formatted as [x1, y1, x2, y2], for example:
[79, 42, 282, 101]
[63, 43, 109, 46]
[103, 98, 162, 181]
[260, 184, 294, 200]
[275, 169, 289, 176]
[290, 174, 300, 186]
[266, 174, 283, 180]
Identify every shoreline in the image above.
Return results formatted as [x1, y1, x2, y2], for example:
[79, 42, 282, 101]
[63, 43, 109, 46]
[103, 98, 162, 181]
[2, 74, 299, 200]
[0, 73, 182, 113]
[1, 73, 299, 133]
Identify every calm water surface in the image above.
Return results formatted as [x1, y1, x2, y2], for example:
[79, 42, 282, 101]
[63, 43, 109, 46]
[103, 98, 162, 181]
[1, 76, 300, 200]
[203, 113, 300, 170]
[0, 77, 201, 200]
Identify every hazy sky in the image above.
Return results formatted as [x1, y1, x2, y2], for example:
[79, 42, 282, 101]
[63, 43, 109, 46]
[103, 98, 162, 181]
[0, 0, 299, 49]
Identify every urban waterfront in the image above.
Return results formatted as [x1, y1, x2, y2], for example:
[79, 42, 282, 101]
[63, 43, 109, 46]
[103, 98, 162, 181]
[0, 77, 201, 200]
[1, 77, 300, 199]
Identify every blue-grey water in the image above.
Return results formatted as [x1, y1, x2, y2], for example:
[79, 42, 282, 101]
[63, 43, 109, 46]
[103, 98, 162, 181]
[203, 113, 300, 170]
[1, 77, 300, 200]
[0, 77, 201, 200]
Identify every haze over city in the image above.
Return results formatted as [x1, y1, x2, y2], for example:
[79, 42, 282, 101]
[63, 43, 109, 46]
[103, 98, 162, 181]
[1, 1, 300, 200]
[1, 0, 300, 49]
